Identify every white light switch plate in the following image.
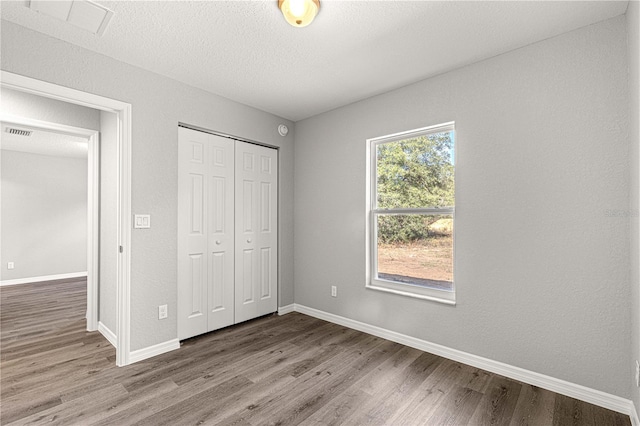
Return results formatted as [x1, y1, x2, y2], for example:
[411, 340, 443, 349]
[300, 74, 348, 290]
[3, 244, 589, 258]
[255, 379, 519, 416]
[134, 214, 151, 229]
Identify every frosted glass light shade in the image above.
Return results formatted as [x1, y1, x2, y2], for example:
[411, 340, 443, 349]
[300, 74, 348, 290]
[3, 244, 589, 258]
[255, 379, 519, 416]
[278, 0, 320, 28]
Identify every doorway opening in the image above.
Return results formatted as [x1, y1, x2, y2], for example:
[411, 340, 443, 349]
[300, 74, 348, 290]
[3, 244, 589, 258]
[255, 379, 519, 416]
[1, 116, 99, 330]
[1, 71, 133, 366]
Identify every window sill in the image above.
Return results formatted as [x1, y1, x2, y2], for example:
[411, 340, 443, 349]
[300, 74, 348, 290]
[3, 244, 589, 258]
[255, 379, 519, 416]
[366, 279, 456, 305]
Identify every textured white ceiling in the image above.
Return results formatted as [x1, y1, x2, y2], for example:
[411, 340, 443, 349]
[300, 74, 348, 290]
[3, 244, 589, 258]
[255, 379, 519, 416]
[1, 122, 88, 158]
[0, 1, 629, 121]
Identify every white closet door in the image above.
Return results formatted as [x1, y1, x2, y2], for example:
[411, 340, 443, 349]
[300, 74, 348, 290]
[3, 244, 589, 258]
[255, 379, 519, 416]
[235, 141, 278, 323]
[178, 127, 208, 340]
[178, 128, 235, 340]
[205, 134, 235, 332]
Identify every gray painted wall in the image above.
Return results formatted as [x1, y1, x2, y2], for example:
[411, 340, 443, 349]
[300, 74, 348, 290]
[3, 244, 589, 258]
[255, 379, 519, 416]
[1, 150, 87, 281]
[628, 0, 640, 413]
[294, 17, 630, 398]
[1, 87, 100, 131]
[99, 110, 118, 334]
[0, 20, 295, 351]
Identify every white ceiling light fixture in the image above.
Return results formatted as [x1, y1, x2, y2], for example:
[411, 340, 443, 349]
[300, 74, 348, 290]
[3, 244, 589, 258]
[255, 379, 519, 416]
[278, 0, 319, 28]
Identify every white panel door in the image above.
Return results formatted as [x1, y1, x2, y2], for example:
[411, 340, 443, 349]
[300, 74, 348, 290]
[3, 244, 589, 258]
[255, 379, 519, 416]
[178, 127, 208, 340]
[235, 141, 278, 323]
[178, 128, 235, 340]
[205, 134, 235, 332]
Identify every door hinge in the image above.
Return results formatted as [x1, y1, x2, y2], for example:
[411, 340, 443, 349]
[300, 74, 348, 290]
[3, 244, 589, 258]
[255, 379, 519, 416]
[119, 245, 123, 253]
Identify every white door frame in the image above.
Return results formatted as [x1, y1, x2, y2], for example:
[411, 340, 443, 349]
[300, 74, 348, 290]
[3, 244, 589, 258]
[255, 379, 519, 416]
[1, 70, 133, 367]
[0, 113, 100, 331]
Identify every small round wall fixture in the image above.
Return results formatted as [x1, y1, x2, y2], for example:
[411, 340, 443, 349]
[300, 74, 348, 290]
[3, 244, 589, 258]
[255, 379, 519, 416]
[278, 124, 289, 136]
[278, 0, 320, 28]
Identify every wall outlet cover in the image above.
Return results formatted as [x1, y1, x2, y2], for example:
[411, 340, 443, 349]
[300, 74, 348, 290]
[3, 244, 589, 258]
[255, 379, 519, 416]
[158, 304, 168, 320]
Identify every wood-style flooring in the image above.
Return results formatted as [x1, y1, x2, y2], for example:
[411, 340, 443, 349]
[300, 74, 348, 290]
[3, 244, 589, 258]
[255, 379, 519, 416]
[0, 278, 631, 425]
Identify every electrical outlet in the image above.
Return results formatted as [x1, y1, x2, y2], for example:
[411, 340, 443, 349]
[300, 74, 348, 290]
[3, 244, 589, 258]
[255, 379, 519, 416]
[158, 304, 168, 320]
[635, 360, 639, 388]
[331, 286, 337, 297]
[7, 262, 14, 270]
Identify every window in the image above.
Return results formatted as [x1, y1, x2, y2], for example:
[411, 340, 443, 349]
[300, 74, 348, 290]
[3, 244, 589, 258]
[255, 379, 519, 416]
[366, 122, 455, 304]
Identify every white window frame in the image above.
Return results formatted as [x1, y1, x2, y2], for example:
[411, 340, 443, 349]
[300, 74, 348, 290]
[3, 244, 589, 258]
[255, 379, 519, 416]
[366, 122, 456, 305]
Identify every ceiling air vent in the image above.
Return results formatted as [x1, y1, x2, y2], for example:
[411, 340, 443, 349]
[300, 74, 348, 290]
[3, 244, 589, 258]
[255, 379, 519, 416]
[6, 128, 33, 137]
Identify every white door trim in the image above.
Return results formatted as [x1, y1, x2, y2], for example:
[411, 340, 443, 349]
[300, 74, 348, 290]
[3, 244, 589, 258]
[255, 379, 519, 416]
[0, 113, 100, 331]
[1, 70, 133, 366]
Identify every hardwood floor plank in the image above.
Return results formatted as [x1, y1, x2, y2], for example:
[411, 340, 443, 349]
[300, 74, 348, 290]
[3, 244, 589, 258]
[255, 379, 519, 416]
[553, 394, 585, 426]
[2, 346, 115, 400]
[386, 359, 465, 424]
[258, 340, 403, 426]
[6, 383, 129, 426]
[168, 337, 379, 425]
[80, 379, 178, 425]
[299, 388, 371, 426]
[0, 392, 63, 425]
[0, 279, 632, 425]
[340, 351, 443, 425]
[425, 385, 484, 425]
[135, 375, 255, 426]
[123, 328, 297, 391]
[353, 345, 425, 396]
[509, 383, 556, 426]
[468, 375, 523, 426]
[162, 359, 300, 425]
[215, 337, 398, 426]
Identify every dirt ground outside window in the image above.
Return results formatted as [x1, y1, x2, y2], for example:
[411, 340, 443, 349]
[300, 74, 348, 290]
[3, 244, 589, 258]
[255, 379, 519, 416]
[377, 236, 453, 290]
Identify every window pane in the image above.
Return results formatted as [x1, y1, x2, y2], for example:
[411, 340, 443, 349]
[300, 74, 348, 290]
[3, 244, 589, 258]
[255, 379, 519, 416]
[376, 131, 454, 209]
[376, 214, 453, 290]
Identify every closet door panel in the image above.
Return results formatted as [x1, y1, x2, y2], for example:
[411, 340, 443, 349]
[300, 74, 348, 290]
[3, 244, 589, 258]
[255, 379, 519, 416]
[178, 128, 209, 340]
[206, 135, 235, 331]
[235, 142, 278, 323]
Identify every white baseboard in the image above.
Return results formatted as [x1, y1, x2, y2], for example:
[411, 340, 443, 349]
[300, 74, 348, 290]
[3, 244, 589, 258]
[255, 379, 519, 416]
[98, 321, 117, 348]
[129, 339, 180, 364]
[278, 304, 295, 315]
[0, 272, 87, 286]
[631, 401, 639, 426]
[293, 303, 636, 418]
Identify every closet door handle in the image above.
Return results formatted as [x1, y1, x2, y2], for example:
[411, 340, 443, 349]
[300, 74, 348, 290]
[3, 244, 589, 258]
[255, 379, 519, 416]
[215, 240, 222, 245]
[247, 239, 252, 243]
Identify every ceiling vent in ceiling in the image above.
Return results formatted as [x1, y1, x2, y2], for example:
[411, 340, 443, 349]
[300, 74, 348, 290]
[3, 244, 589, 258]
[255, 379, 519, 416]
[6, 128, 33, 137]
[29, 0, 114, 36]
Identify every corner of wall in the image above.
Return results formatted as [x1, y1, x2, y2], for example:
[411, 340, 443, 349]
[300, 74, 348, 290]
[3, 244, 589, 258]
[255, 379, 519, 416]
[627, 0, 640, 413]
